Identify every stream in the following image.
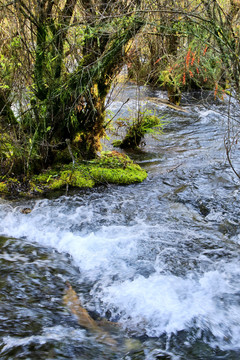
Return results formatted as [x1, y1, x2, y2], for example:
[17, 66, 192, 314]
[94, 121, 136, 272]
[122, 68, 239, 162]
[1, 85, 240, 359]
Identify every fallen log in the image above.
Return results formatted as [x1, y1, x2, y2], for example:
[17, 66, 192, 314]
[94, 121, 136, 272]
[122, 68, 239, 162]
[146, 97, 188, 112]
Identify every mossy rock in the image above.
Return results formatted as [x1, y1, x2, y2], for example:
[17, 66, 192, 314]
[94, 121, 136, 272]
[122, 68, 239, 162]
[30, 151, 147, 193]
[0, 151, 147, 197]
[49, 169, 95, 190]
[90, 165, 146, 184]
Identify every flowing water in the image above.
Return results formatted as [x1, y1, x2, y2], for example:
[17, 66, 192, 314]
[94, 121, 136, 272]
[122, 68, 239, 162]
[1, 86, 240, 359]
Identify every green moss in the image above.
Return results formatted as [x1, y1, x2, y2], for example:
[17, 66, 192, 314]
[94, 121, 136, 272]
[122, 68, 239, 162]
[0, 151, 147, 197]
[112, 140, 123, 148]
[48, 169, 95, 189]
[49, 178, 66, 190]
[31, 151, 147, 191]
[88, 151, 147, 184]
[90, 166, 147, 184]
[34, 172, 55, 183]
[90, 151, 134, 168]
[70, 170, 95, 188]
[0, 182, 7, 193]
[29, 181, 43, 193]
[0, 178, 22, 197]
[112, 113, 164, 150]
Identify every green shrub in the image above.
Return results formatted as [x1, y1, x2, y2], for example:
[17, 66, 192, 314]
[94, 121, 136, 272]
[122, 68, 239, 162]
[112, 110, 164, 149]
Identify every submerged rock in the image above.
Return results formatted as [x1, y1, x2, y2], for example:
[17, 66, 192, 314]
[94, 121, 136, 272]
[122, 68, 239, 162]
[20, 208, 32, 214]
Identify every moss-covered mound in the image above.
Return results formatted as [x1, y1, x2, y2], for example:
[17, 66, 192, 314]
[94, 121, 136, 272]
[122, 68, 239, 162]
[0, 151, 147, 197]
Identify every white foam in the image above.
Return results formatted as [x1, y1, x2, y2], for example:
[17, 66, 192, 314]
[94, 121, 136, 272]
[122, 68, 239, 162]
[1, 201, 240, 350]
[0, 201, 141, 282]
[99, 269, 240, 343]
[1, 326, 86, 352]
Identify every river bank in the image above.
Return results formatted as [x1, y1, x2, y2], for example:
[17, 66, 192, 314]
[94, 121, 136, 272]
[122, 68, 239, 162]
[0, 151, 147, 199]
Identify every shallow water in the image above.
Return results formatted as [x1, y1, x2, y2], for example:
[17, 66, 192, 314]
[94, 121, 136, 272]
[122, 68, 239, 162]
[1, 86, 240, 359]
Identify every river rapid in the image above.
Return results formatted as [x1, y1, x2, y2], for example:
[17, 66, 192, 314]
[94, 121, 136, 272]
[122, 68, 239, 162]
[1, 85, 240, 359]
